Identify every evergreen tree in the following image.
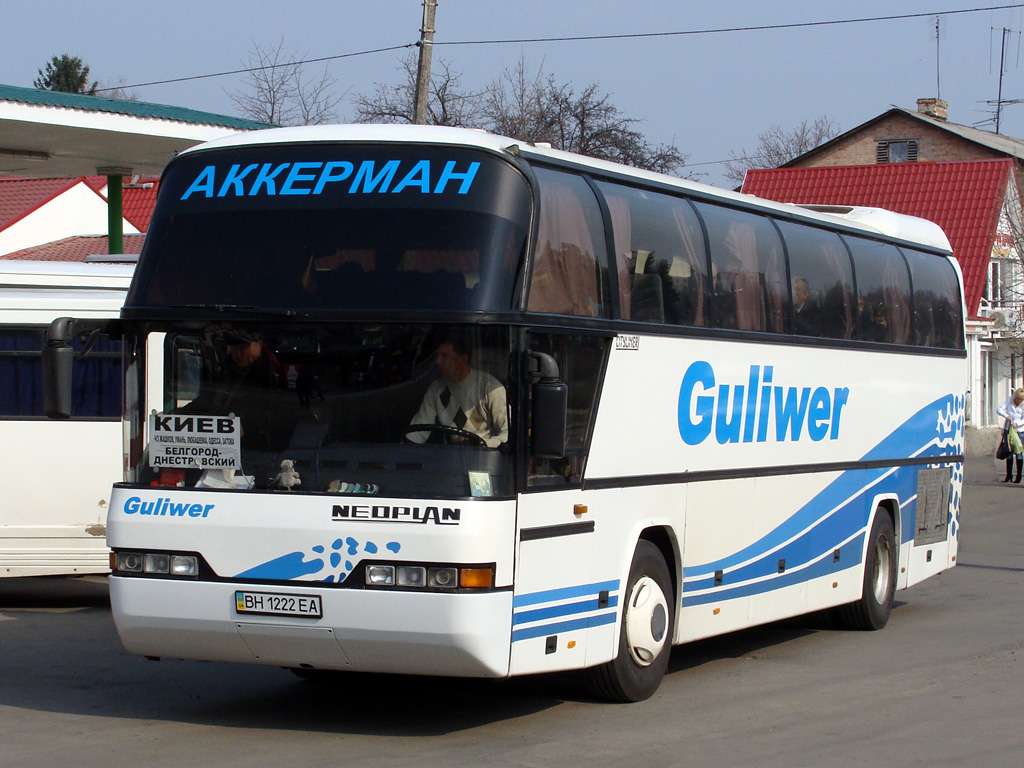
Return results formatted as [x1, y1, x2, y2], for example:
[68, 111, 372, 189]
[34, 55, 98, 95]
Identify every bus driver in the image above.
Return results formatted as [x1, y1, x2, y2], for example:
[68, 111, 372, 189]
[407, 336, 508, 447]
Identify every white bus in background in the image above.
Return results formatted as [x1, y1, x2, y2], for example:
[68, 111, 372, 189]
[48, 125, 965, 701]
[1, 259, 132, 577]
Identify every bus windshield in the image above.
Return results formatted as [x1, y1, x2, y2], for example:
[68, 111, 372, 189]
[127, 321, 516, 499]
[127, 144, 531, 313]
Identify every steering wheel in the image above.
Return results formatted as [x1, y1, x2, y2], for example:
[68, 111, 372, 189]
[403, 423, 487, 447]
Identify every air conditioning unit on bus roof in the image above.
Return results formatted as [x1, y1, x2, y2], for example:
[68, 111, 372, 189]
[796, 205, 951, 252]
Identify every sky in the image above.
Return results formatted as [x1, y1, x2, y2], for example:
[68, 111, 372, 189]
[5, 1, 1024, 187]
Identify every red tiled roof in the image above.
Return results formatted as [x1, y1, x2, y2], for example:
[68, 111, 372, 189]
[0, 177, 79, 230]
[83, 175, 160, 231]
[1, 234, 146, 261]
[1, 175, 159, 234]
[742, 159, 1014, 320]
[121, 180, 159, 232]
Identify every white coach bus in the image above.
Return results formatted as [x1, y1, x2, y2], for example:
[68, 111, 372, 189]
[1, 260, 131, 576]
[46, 125, 964, 700]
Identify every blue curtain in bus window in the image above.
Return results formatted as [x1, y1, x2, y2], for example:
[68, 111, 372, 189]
[71, 334, 121, 418]
[527, 168, 611, 318]
[0, 328, 45, 417]
[0, 328, 120, 418]
[903, 248, 965, 350]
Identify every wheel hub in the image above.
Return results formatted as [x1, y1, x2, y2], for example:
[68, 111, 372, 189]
[624, 575, 669, 667]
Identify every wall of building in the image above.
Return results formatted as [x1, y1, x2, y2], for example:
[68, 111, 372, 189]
[789, 113, 1006, 167]
[0, 182, 137, 256]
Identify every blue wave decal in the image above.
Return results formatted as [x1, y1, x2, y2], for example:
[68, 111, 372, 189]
[683, 393, 963, 602]
[511, 580, 620, 643]
[234, 535, 402, 582]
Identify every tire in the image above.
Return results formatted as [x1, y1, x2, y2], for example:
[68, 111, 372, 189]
[836, 511, 897, 630]
[587, 540, 674, 702]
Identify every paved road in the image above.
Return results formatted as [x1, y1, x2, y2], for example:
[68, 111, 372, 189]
[1, 457, 1021, 768]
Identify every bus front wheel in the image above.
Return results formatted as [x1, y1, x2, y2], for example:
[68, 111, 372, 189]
[836, 511, 897, 630]
[587, 540, 673, 702]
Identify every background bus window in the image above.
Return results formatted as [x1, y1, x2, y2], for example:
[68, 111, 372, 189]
[903, 248, 965, 350]
[527, 168, 612, 318]
[845, 237, 912, 344]
[526, 333, 607, 487]
[774, 220, 856, 339]
[0, 327, 121, 419]
[695, 203, 786, 333]
[596, 181, 708, 326]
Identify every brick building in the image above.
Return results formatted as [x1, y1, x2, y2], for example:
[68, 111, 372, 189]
[742, 100, 1024, 428]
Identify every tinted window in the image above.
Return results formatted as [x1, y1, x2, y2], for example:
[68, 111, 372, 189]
[528, 168, 612, 317]
[903, 248, 964, 349]
[131, 145, 531, 313]
[0, 327, 120, 419]
[845, 236, 912, 344]
[775, 220, 856, 339]
[596, 181, 709, 326]
[695, 203, 786, 332]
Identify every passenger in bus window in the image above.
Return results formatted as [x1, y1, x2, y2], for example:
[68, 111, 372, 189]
[792, 277, 819, 335]
[406, 336, 508, 447]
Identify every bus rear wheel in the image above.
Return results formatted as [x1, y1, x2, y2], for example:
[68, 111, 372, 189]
[586, 540, 673, 702]
[836, 511, 897, 630]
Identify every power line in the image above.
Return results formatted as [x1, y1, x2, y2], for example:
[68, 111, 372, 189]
[94, 43, 414, 94]
[437, 4, 1024, 47]
[96, 4, 1024, 94]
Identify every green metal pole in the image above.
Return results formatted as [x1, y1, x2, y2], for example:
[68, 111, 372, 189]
[106, 174, 123, 255]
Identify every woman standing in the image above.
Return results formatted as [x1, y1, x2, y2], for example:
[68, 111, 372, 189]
[997, 387, 1024, 482]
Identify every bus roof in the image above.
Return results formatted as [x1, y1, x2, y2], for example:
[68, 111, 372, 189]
[0, 259, 135, 289]
[177, 124, 953, 254]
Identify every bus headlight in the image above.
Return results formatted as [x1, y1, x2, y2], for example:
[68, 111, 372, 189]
[112, 549, 199, 579]
[397, 566, 426, 587]
[364, 563, 494, 591]
[365, 564, 395, 586]
[116, 552, 144, 572]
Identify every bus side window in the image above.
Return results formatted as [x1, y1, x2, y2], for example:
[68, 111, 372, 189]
[775, 220, 856, 339]
[525, 333, 608, 487]
[904, 247, 965, 349]
[845, 236, 912, 345]
[695, 203, 785, 333]
[527, 168, 612, 318]
[0, 326, 120, 419]
[596, 181, 709, 327]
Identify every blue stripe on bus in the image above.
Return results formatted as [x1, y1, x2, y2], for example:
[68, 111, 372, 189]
[683, 533, 865, 606]
[511, 611, 618, 642]
[512, 579, 620, 608]
[684, 393, 961, 581]
[513, 595, 620, 626]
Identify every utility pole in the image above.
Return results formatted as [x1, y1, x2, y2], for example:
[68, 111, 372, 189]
[413, 0, 437, 125]
[997, 26, 1008, 134]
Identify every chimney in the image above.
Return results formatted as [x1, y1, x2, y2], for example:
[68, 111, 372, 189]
[917, 98, 948, 121]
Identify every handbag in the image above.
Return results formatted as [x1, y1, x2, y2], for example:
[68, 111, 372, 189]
[997, 424, 1012, 460]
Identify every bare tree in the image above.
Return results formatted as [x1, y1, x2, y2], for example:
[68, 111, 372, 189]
[724, 116, 841, 186]
[228, 40, 342, 126]
[353, 52, 480, 127]
[96, 77, 140, 101]
[482, 58, 689, 176]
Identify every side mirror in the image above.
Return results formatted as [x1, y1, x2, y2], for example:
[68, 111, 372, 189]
[41, 317, 120, 420]
[42, 317, 77, 420]
[528, 352, 567, 459]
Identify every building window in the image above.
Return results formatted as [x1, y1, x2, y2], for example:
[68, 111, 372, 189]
[876, 139, 919, 163]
